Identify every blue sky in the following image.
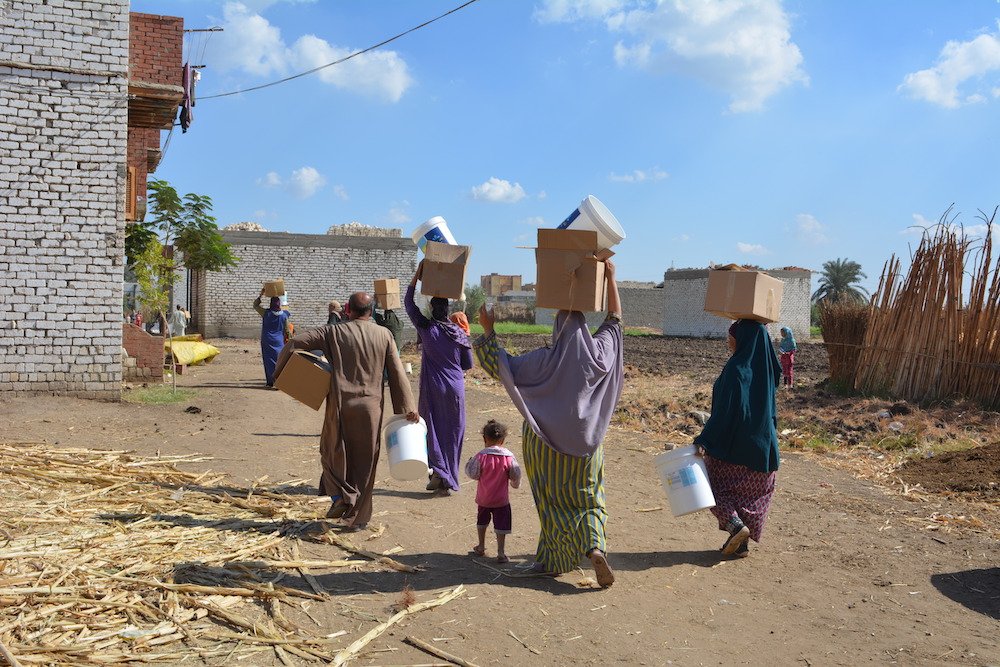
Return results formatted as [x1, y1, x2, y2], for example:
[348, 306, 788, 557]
[131, 0, 1000, 290]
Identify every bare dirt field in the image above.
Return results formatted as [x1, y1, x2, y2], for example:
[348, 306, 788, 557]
[0, 334, 997, 666]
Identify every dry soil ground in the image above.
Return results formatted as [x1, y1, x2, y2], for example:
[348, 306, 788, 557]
[0, 335, 997, 666]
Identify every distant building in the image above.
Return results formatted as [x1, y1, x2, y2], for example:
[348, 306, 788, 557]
[481, 273, 522, 296]
[662, 268, 812, 338]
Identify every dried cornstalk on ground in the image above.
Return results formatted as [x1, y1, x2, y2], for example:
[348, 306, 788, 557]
[0, 442, 431, 665]
[818, 300, 870, 387]
[855, 211, 1000, 408]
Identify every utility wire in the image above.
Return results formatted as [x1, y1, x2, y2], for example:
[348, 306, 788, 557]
[199, 0, 481, 100]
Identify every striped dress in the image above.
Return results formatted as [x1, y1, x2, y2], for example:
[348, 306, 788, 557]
[475, 333, 608, 573]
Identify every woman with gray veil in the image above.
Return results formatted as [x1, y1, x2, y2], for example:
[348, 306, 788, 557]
[473, 261, 623, 587]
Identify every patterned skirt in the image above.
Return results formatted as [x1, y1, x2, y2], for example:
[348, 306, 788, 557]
[704, 455, 776, 542]
[522, 423, 607, 573]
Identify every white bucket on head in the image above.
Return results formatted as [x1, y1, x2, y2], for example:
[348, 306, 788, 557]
[383, 414, 429, 481]
[411, 216, 457, 253]
[654, 445, 716, 517]
[557, 195, 625, 250]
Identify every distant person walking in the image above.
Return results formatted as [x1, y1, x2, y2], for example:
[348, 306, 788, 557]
[778, 326, 797, 389]
[254, 289, 291, 388]
[405, 261, 474, 496]
[474, 260, 623, 587]
[277, 292, 418, 529]
[170, 305, 189, 337]
[694, 319, 781, 559]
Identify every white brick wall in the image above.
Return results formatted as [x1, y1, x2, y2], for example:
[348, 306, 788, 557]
[662, 269, 812, 339]
[535, 286, 665, 329]
[0, 1, 129, 398]
[192, 231, 420, 339]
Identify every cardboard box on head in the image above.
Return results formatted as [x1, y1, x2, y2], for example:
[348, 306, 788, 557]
[534, 229, 614, 312]
[263, 279, 285, 298]
[274, 350, 331, 411]
[374, 278, 402, 310]
[421, 241, 471, 300]
[704, 266, 784, 323]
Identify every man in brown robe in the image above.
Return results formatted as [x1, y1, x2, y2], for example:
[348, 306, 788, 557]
[276, 292, 417, 529]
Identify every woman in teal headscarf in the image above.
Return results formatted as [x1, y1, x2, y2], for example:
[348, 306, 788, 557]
[694, 319, 781, 558]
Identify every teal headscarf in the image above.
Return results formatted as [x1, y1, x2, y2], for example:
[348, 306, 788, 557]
[694, 319, 781, 473]
[779, 326, 797, 353]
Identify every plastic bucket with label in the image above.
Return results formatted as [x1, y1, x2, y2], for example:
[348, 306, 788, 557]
[383, 415, 429, 481]
[557, 195, 625, 250]
[654, 445, 716, 517]
[411, 216, 457, 253]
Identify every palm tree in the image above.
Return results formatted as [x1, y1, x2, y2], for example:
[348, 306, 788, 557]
[812, 258, 869, 304]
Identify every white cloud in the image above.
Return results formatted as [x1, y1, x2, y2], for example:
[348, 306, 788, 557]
[674, 233, 691, 242]
[258, 171, 282, 188]
[471, 177, 527, 204]
[537, 190, 548, 200]
[901, 212, 938, 235]
[737, 242, 768, 255]
[208, 2, 413, 102]
[609, 167, 668, 183]
[331, 184, 349, 201]
[521, 216, 547, 227]
[795, 213, 828, 245]
[537, 0, 807, 112]
[287, 166, 326, 198]
[899, 24, 1000, 108]
[534, 0, 626, 23]
[965, 222, 1000, 237]
[384, 202, 412, 226]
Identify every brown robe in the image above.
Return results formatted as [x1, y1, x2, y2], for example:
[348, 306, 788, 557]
[277, 318, 415, 526]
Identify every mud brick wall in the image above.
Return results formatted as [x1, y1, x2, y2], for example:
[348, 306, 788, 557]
[192, 231, 420, 339]
[0, 0, 129, 398]
[121, 324, 163, 378]
[662, 269, 812, 339]
[535, 286, 665, 329]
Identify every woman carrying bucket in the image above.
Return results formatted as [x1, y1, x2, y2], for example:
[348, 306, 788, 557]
[405, 261, 474, 496]
[694, 319, 782, 558]
[473, 261, 623, 588]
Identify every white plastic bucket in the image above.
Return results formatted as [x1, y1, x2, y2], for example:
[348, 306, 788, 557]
[557, 195, 625, 250]
[383, 415, 429, 481]
[654, 445, 716, 517]
[411, 216, 457, 253]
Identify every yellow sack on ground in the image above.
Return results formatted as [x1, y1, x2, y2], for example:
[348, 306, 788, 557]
[165, 340, 220, 366]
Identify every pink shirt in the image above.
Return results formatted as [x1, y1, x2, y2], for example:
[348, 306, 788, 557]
[465, 446, 522, 508]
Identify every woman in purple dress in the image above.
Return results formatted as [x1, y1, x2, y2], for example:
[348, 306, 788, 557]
[405, 261, 474, 495]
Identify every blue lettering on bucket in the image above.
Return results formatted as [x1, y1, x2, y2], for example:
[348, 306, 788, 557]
[678, 465, 698, 487]
[424, 228, 449, 244]
[387, 432, 399, 449]
[558, 208, 581, 229]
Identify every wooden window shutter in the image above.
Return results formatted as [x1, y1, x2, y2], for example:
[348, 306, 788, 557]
[125, 166, 137, 220]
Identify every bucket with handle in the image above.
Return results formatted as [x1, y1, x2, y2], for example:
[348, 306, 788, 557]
[557, 195, 625, 250]
[383, 414, 429, 481]
[411, 216, 457, 253]
[654, 445, 716, 517]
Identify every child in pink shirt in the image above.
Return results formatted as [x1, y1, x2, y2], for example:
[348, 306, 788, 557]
[465, 420, 521, 563]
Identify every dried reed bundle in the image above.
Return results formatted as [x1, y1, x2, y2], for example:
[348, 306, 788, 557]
[0, 443, 429, 664]
[855, 209, 1000, 408]
[818, 300, 870, 387]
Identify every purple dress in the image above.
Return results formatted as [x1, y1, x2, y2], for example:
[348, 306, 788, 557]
[405, 286, 473, 491]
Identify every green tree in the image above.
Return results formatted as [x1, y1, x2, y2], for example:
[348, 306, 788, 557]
[462, 284, 487, 320]
[125, 180, 238, 272]
[812, 258, 869, 304]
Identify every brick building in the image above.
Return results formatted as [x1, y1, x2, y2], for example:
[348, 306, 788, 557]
[0, 1, 130, 397]
[535, 284, 664, 329]
[177, 231, 420, 338]
[481, 273, 522, 297]
[126, 12, 183, 221]
[662, 268, 812, 338]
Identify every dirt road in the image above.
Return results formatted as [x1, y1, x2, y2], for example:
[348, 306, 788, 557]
[0, 337, 996, 666]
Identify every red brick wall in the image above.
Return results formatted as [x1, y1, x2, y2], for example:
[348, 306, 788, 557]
[122, 324, 164, 379]
[129, 13, 183, 86]
[126, 126, 160, 207]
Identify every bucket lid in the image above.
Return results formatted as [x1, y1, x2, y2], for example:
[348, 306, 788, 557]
[654, 444, 697, 465]
[413, 216, 447, 237]
[581, 195, 625, 242]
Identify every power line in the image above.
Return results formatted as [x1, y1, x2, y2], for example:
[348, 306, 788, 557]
[199, 0, 481, 100]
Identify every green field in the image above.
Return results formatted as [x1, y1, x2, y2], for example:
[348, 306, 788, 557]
[468, 322, 552, 335]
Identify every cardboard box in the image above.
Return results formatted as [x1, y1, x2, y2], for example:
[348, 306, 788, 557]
[704, 269, 784, 323]
[374, 278, 401, 309]
[534, 229, 613, 312]
[263, 279, 285, 297]
[420, 241, 471, 300]
[275, 350, 331, 411]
